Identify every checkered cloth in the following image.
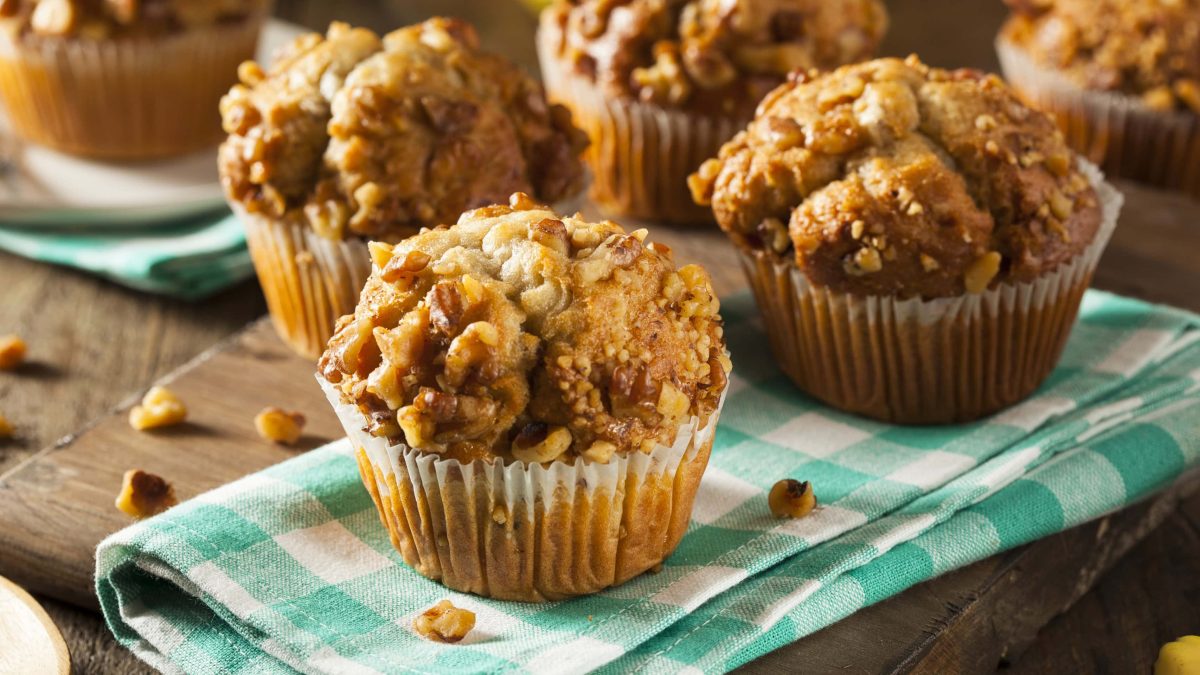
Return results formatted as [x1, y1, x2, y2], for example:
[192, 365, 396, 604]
[96, 290, 1200, 674]
[0, 209, 253, 300]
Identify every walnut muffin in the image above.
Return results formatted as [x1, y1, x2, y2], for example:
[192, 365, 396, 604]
[536, 0, 887, 224]
[0, 0, 270, 158]
[997, 0, 1200, 196]
[690, 56, 1122, 424]
[318, 193, 730, 600]
[218, 19, 588, 358]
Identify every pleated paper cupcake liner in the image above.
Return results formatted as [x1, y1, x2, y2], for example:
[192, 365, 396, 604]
[739, 160, 1122, 424]
[997, 36, 1200, 198]
[320, 377, 725, 602]
[537, 24, 743, 225]
[238, 207, 371, 360]
[0, 12, 267, 159]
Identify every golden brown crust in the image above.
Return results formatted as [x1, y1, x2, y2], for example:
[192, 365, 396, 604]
[1001, 0, 1200, 113]
[320, 194, 730, 464]
[541, 0, 887, 116]
[219, 19, 588, 242]
[690, 56, 1102, 298]
[0, 0, 264, 38]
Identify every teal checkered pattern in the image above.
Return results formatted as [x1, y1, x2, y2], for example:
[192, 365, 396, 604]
[0, 209, 252, 299]
[96, 290, 1200, 674]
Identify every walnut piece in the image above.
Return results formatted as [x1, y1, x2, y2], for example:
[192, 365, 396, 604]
[115, 469, 178, 519]
[414, 600, 475, 643]
[254, 407, 306, 445]
[129, 386, 188, 431]
[0, 334, 26, 370]
[768, 479, 816, 519]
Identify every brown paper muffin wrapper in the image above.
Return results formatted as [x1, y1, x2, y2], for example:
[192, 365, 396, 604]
[0, 12, 267, 159]
[237, 207, 371, 360]
[319, 377, 725, 602]
[997, 36, 1200, 197]
[536, 26, 743, 225]
[739, 160, 1122, 425]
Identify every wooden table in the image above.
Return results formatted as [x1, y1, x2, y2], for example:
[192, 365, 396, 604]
[0, 1, 1197, 673]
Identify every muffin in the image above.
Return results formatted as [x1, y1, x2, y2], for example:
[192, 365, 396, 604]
[317, 194, 731, 601]
[997, 0, 1200, 196]
[537, 0, 887, 224]
[0, 0, 269, 159]
[690, 56, 1122, 424]
[219, 19, 588, 358]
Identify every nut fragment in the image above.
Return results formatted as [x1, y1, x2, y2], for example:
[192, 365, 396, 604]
[0, 334, 26, 370]
[768, 479, 816, 519]
[963, 251, 1002, 294]
[129, 386, 187, 431]
[414, 600, 475, 643]
[511, 424, 572, 463]
[254, 407, 306, 445]
[581, 440, 617, 464]
[115, 469, 178, 519]
[0, 413, 12, 438]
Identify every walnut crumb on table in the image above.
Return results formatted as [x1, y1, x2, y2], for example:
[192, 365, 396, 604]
[0, 334, 26, 370]
[769, 479, 817, 519]
[414, 600, 475, 643]
[129, 386, 187, 431]
[115, 469, 178, 519]
[254, 407, 306, 445]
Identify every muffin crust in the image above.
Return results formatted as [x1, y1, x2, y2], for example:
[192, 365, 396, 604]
[541, 0, 887, 116]
[690, 56, 1102, 299]
[219, 19, 588, 242]
[1001, 0, 1200, 113]
[0, 0, 263, 38]
[319, 194, 730, 465]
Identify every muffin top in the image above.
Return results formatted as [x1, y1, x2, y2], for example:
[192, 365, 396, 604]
[319, 193, 730, 465]
[1001, 0, 1200, 113]
[540, 0, 888, 116]
[0, 0, 262, 38]
[219, 19, 588, 242]
[689, 56, 1102, 299]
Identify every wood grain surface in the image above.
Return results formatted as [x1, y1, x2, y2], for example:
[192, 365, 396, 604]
[0, 0, 1197, 673]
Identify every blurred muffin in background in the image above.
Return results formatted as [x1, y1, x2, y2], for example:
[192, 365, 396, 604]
[537, 0, 888, 224]
[690, 56, 1123, 424]
[0, 0, 270, 159]
[219, 19, 588, 358]
[997, 0, 1200, 197]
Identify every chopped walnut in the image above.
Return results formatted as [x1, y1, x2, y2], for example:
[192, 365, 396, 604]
[115, 469, 178, 519]
[414, 600, 475, 643]
[768, 479, 816, 519]
[964, 252, 1002, 294]
[0, 335, 26, 370]
[254, 407, 306, 445]
[129, 386, 187, 431]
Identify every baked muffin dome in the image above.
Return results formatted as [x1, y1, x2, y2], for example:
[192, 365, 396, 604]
[319, 193, 730, 465]
[0, 0, 261, 37]
[1000, 0, 1200, 113]
[542, 0, 888, 116]
[690, 56, 1103, 299]
[219, 19, 588, 242]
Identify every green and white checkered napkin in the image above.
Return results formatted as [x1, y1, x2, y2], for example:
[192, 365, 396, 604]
[96, 290, 1200, 675]
[0, 210, 253, 300]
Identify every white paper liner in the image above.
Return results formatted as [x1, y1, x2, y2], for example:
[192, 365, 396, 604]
[739, 159, 1123, 424]
[319, 377, 725, 602]
[0, 12, 267, 159]
[237, 206, 371, 360]
[997, 36, 1200, 196]
[536, 19, 744, 225]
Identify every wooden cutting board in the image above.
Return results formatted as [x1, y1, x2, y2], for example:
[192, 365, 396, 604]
[0, 183, 1197, 671]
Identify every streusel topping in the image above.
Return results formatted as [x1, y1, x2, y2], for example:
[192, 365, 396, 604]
[0, 0, 263, 38]
[220, 19, 587, 241]
[319, 194, 730, 465]
[690, 56, 1102, 299]
[540, 0, 887, 116]
[1001, 0, 1200, 113]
